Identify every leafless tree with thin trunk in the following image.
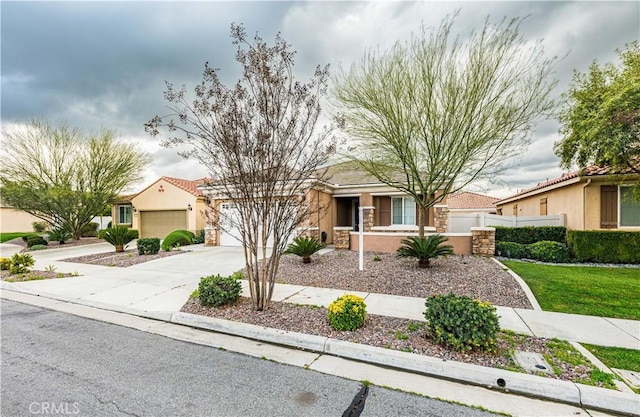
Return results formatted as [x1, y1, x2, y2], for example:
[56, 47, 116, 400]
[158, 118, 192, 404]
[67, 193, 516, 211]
[333, 13, 558, 238]
[145, 24, 334, 311]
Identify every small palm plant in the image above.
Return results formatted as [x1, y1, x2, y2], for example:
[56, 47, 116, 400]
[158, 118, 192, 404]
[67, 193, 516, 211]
[48, 227, 72, 244]
[101, 226, 139, 252]
[397, 234, 454, 268]
[284, 236, 326, 264]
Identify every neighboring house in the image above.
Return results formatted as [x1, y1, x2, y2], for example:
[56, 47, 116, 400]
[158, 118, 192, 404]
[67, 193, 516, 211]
[495, 166, 640, 230]
[0, 203, 42, 233]
[445, 192, 499, 214]
[112, 176, 208, 239]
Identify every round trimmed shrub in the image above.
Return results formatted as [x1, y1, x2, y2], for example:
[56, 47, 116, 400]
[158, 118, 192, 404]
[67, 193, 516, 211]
[424, 293, 500, 352]
[27, 236, 48, 248]
[528, 241, 571, 263]
[21, 234, 39, 242]
[80, 222, 99, 237]
[29, 244, 48, 251]
[137, 238, 161, 255]
[161, 230, 193, 251]
[198, 273, 242, 307]
[495, 241, 528, 259]
[327, 294, 367, 331]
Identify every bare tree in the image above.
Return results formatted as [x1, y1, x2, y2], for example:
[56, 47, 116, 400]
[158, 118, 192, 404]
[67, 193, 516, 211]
[333, 14, 558, 238]
[1, 120, 150, 239]
[145, 24, 334, 311]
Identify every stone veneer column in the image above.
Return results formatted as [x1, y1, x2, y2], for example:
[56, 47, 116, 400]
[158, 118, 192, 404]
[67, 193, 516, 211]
[471, 227, 495, 256]
[204, 225, 217, 246]
[362, 206, 375, 232]
[434, 205, 448, 233]
[333, 227, 352, 249]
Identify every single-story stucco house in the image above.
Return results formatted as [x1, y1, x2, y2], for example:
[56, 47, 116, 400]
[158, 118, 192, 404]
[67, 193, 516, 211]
[495, 166, 640, 230]
[444, 192, 499, 214]
[112, 176, 208, 239]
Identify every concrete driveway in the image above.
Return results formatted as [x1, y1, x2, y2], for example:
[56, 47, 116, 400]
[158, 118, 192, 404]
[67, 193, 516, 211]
[1, 243, 248, 318]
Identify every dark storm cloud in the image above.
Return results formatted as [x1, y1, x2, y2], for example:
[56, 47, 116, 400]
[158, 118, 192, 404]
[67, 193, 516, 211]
[2, 1, 639, 191]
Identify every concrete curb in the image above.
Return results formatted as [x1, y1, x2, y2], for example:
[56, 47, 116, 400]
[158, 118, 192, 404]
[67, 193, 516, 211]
[171, 312, 639, 417]
[491, 258, 543, 311]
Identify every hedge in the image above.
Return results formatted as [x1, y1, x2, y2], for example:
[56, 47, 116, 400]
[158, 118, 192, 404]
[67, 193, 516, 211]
[494, 226, 567, 244]
[567, 230, 640, 264]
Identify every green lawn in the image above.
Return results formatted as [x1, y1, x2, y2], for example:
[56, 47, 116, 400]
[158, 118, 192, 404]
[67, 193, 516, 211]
[0, 232, 36, 243]
[582, 344, 640, 372]
[502, 261, 640, 320]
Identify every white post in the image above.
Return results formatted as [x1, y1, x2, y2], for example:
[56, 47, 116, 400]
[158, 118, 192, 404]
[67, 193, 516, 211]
[358, 206, 364, 271]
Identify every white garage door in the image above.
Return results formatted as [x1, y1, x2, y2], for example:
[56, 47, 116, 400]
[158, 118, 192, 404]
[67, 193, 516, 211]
[140, 210, 187, 239]
[219, 203, 295, 247]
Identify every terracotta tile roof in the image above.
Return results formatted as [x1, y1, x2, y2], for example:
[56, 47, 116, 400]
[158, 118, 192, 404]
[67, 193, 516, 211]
[497, 164, 637, 203]
[446, 192, 500, 210]
[112, 193, 138, 204]
[161, 176, 208, 197]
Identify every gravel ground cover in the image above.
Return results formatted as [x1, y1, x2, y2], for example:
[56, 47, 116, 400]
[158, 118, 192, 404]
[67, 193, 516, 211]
[275, 251, 532, 309]
[61, 248, 186, 267]
[181, 250, 615, 387]
[1, 270, 77, 282]
[182, 296, 612, 387]
[6, 237, 103, 251]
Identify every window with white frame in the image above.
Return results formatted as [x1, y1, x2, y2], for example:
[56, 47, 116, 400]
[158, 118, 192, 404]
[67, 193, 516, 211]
[118, 206, 132, 225]
[620, 186, 640, 227]
[391, 197, 415, 225]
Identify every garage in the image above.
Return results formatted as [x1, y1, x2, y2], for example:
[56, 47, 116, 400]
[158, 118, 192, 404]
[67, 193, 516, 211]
[219, 203, 295, 247]
[140, 210, 188, 239]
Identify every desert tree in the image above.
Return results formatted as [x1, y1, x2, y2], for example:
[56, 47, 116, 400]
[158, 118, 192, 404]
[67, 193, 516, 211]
[554, 41, 639, 182]
[333, 14, 558, 238]
[0, 120, 150, 239]
[145, 24, 334, 311]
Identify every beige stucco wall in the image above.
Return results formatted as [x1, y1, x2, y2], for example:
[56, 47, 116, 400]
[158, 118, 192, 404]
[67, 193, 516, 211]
[0, 207, 43, 233]
[349, 232, 472, 255]
[496, 182, 585, 230]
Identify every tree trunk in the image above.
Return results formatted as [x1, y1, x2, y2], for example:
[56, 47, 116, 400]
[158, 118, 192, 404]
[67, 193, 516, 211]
[418, 204, 425, 239]
[302, 256, 311, 264]
[418, 257, 430, 268]
[115, 245, 124, 253]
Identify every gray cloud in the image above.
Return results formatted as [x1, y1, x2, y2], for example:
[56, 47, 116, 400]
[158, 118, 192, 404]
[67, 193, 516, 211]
[2, 1, 638, 195]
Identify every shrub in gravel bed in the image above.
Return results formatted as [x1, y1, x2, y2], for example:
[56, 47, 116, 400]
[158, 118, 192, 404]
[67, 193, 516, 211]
[137, 238, 161, 255]
[328, 294, 367, 331]
[396, 235, 453, 268]
[161, 230, 193, 251]
[0, 258, 11, 270]
[9, 253, 35, 274]
[102, 226, 139, 252]
[284, 236, 325, 263]
[424, 293, 500, 352]
[29, 244, 48, 251]
[27, 235, 48, 248]
[198, 272, 242, 307]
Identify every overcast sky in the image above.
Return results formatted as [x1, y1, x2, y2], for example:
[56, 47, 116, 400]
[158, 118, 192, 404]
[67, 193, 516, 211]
[2, 1, 639, 197]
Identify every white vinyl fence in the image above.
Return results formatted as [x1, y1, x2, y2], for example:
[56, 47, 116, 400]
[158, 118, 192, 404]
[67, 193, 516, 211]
[448, 212, 566, 233]
[91, 216, 112, 230]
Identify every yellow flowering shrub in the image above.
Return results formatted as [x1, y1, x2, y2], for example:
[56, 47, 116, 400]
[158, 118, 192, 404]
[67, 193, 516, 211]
[0, 257, 11, 271]
[327, 294, 367, 331]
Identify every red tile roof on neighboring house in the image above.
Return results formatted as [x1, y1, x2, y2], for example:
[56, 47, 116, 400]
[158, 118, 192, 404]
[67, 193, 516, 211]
[497, 164, 637, 204]
[160, 176, 208, 197]
[113, 193, 139, 204]
[446, 192, 500, 209]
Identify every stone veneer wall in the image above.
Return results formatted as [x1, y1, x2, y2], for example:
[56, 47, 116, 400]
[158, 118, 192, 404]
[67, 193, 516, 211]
[297, 227, 320, 241]
[434, 205, 448, 233]
[333, 227, 351, 249]
[471, 227, 495, 256]
[362, 207, 375, 232]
